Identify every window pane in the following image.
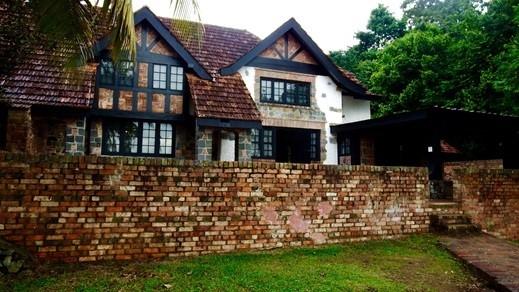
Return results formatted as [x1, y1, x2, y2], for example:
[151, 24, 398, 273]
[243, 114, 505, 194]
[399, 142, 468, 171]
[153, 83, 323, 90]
[260, 79, 272, 101]
[309, 132, 318, 160]
[100, 59, 114, 85]
[159, 123, 173, 155]
[118, 61, 134, 87]
[170, 66, 183, 91]
[286, 83, 296, 104]
[153, 64, 167, 89]
[106, 126, 120, 153]
[121, 121, 139, 153]
[273, 81, 284, 102]
[251, 128, 260, 157]
[263, 129, 273, 157]
[142, 122, 156, 154]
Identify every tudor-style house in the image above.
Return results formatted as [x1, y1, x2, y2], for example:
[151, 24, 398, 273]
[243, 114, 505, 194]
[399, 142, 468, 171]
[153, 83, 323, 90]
[0, 7, 377, 164]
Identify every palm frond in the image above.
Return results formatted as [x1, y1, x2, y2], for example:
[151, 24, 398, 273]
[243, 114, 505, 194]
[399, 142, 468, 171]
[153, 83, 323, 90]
[103, 0, 136, 63]
[170, 0, 204, 51]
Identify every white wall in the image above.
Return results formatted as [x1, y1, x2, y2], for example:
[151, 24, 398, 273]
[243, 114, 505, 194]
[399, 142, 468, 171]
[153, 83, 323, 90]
[239, 66, 256, 99]
[314, 76, 344, 165]
[219, 131, 236, 161]
[342, 95, 371, 123]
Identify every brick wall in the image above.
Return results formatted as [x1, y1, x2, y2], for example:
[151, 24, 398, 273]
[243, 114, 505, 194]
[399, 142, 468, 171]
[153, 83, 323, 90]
[0, 153, 430, 263]
[443, 159, 503, 181]
[451, 168, 519, 240]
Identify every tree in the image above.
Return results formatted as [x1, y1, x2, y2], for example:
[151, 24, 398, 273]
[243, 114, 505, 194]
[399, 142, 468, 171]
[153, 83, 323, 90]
[356, 4, 406, 50]
[1, 0, 201, 70]
[401, 0, 484, 28]
[329, 5, 404, 83]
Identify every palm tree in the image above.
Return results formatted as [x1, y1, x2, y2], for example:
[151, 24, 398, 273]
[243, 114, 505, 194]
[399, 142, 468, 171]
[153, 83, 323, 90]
[30, 0, 201, 66]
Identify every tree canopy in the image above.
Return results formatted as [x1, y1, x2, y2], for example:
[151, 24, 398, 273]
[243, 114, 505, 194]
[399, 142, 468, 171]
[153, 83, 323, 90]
[330, 0, 519, 117]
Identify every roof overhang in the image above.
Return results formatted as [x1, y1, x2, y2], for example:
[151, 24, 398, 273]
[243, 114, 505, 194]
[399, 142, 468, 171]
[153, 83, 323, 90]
[196, 118, 262, 129]
[331, 107, 519, 135]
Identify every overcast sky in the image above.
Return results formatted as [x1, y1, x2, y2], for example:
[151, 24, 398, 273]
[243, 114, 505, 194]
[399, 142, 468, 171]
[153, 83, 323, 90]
[131, 0, 404, 53]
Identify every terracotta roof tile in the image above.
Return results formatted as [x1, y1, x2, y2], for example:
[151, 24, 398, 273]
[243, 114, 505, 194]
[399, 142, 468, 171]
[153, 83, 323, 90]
[162, 18, 261, 121]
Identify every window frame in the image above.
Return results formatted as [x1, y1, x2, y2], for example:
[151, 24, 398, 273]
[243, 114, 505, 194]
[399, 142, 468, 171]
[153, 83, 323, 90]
[101, 119, 175, 157]
[259, 77, 311, 106]
[170, 65, 184, 91]
[117, 60, 135, 87]
[152, 64, 168, 90]
[251, 127, 276, 159]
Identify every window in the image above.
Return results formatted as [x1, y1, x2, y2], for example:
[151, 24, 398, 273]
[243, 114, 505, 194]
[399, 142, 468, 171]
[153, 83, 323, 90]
[118, 61, 134, 87]
[339, 137, 351, 156]
[153, 64, 167, 89]
[103, 119, 175, 157]
[251, 128, 260, 157]
[251, 128, 274, 158]
[99, 59, 115, 85]
[159, 123, 173, 154]
[309, 132, 318, 160]
[263, 129, 274, 157]
[142, 122, 156, 154]
[170, 66, 184, 91]
[260, 78, 310, 106]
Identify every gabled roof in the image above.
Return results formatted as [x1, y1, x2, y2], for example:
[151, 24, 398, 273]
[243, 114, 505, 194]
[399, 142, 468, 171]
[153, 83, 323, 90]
[220, 18, 378, 100]
[97, 6, 211, 80]
[161, 17, 262, 121]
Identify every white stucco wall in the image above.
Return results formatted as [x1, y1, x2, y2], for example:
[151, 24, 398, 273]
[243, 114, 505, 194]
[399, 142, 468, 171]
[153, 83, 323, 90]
[238, 66, 371, 165]
[342, 95, 371, 123]
[239, 67, 256, 99]
[219, 131, 236, 161]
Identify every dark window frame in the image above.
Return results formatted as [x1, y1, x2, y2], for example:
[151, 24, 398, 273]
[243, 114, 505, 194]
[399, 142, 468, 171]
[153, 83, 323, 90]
[101, 118, 175, 157]
[251, 127, 276, 159]
[152, 63, 168, 89]
[259, 77, 311, 106]
[118, 61, 135, 87]
[170, 65, 184, 91]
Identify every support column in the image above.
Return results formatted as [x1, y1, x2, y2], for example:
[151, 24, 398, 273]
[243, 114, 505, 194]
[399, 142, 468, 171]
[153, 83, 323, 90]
[195, 127, 212, 161]
[238, 129, 253, 161]
[5, 107, 32, 153]
[65, 116, 87, 155]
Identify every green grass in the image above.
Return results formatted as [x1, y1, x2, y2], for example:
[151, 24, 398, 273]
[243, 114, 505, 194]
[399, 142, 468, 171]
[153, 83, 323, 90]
[1, 235, 483, 292]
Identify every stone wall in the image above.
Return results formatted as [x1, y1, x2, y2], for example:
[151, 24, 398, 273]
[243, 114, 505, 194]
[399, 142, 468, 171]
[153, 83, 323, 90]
[451, 168, 519, 240]
[0, 153, 430, 263]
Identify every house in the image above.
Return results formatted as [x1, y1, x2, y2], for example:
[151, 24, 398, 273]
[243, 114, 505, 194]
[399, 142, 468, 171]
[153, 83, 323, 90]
[0, 6, 377, 164]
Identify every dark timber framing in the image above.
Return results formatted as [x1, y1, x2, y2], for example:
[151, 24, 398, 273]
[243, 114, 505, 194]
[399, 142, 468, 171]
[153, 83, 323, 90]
[220, 18, 378, 100]
[94, 6, 211, 81]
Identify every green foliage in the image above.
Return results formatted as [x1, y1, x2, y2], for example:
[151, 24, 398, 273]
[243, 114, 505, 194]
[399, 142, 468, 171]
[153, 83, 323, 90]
[331, 0, 519, 117]
[329, 5, 405, 85]
[2, 235, 481, 292]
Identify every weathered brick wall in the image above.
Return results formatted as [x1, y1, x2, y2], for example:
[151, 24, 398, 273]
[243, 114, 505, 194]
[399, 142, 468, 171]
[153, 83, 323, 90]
[0, 153, 430, 263]
[452, 168, 519, 240]
[443, 159, 503, 181]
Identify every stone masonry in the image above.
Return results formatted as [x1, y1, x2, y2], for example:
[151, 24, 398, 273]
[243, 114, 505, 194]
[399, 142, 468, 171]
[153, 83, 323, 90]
[0, 153, 430, 263]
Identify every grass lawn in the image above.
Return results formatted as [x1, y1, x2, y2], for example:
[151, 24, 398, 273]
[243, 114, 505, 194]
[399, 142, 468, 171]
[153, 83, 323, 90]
[1, 235, 485, 292]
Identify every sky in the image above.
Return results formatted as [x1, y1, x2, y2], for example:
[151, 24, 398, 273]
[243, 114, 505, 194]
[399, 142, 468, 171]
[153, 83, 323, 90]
[131, 0, 404, 53]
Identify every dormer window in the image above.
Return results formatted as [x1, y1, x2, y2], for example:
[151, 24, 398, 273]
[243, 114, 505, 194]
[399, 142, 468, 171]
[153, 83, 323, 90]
[118, 61, 134, 87]
[99, 59, 115, 85]
[260, 78, 310, 106]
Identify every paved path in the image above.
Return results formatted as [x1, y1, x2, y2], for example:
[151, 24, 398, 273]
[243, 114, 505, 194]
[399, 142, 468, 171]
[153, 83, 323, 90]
[439, 234, 519, 291]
